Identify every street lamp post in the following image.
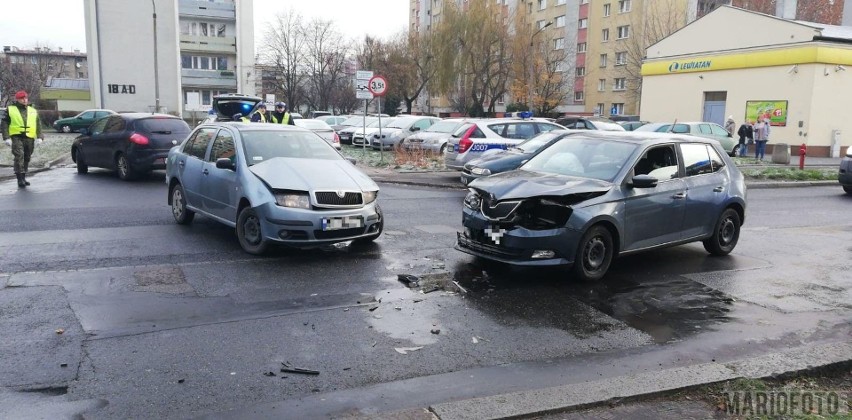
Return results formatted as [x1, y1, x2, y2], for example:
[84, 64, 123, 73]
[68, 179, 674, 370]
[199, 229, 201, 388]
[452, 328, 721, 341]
[151, 0, 161, 113]
[529, 21, 553, 114]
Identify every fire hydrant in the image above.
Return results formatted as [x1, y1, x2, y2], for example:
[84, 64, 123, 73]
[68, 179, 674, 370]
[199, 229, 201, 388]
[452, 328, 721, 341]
[799, 143, 807, 170]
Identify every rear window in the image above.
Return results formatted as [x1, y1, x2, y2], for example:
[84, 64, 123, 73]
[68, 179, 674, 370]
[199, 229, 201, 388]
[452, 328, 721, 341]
[136, 118, 190, 134]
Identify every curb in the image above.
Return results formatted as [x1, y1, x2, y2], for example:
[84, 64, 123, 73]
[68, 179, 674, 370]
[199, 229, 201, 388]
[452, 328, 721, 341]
[425, 341, 852, 420]
[0, 154, 71, 182]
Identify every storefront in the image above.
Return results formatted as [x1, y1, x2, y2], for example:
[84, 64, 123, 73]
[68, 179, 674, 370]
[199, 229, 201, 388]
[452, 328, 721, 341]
[641, 6, 852, 157]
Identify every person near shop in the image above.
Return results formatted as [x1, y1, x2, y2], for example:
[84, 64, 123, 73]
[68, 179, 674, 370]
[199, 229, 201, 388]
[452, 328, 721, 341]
[753, 118, 770, 161]
[2, 90, 44, 188]
[269, 102, 295, 125]
[250, 103, 269, 123]
[725, 115, 736, 137]
[736, 119, 754, 157]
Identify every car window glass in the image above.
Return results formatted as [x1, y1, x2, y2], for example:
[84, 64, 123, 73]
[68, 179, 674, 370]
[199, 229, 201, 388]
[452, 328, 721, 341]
[537, 123, 560, 133]
[672, 124, 690, 133]
[209, 130, 236, 162]
[413, 119, 432, 130]
[89, 118, 108, 136]
[633, 145, 679, 180]
[452, 123, 474, 137]
[575, 121, 588, 129]
[80, 111, 94, 119]
[710, 124, 729, 136]
[103, 116, 125, 133]
[189, 128, 217, 160]
[94, 111, 108, 119]
[698, 124, 712, 134]
[708, 145, 726, 172]
[428, 120, 461, 133]
[471, 127, 486, 138]
[487, 123, 507, 137]
[517, 132, 561, 153]
[240, 130, 340, 164]
[137, 118, 191, 134]
[523, 138, 637, 181]
[681, 143, 713, 176]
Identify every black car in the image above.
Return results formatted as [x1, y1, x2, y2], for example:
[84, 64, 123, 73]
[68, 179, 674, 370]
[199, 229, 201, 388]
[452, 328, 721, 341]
[555, 116, 625, 131]
[461, 130, 575, 185]
[72, 113, 191, 180]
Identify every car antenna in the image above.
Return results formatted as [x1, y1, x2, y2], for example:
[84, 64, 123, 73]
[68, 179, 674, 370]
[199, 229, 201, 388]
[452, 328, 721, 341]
[667, 119, 677, 133]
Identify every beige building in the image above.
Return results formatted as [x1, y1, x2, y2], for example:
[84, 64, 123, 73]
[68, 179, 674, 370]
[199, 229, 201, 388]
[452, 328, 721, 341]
[641, 6, 852, 157]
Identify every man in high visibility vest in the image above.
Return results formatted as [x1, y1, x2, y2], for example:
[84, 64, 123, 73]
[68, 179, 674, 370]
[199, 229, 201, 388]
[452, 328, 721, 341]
[2, 91, 44, 188]
[250, 103, 269, 123]
[232, 113, 249, 123]
[269, 102, 295, 125]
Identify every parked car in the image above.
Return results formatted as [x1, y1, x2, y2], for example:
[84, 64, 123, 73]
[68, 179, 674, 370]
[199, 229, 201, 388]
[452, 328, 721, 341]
[370, 116, 441, 150]
[72, 113, 191, 180]
[554, 116, 625, 131]
[166, 123, 382, 254]
[400, 118, 467, 154]
[316, 115, 349, 126]
[353, 118, 398, 146]
[619, 121, 650, 131]
[309, 111, 332, 119]
[457, 131, 747, 281]
[635, 122, 738, 156]
[461, 130, 576, 185]
[839, 147, 852, 194]
[203, 94, 263, 123]
[336, 116, 379, 144]
[444, 118, 567, 170]
[294, 118, 341, 150]
[53, 109, 117, 133]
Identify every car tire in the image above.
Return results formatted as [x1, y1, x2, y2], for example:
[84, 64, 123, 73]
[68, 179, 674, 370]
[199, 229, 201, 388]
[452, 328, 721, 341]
[571, 225, 614, 282]
[61, 125, 72, 133]
[844, 185, 852, 195]
[74, 149, 88, 174]
[703, 208, 741, 256]
[170, 184, 195, 225]
[236, 206, 269, 255]
[116, 153, 136, 181]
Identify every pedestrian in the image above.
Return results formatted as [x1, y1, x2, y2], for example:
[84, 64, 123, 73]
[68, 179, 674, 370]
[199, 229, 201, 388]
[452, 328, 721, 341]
[753, 118, 770, 161]
[2, 90, 44, 188]
[725, 115, 736, 137]
[250, 103, 269, 123]
[736, 119, 754, 157]
[269, 102, 295, 125]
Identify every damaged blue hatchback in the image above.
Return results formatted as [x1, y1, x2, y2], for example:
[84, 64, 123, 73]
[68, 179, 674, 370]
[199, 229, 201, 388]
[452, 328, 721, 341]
[456, 131, 747, 281]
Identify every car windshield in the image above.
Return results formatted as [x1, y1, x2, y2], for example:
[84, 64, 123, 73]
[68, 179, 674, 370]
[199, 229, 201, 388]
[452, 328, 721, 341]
[521, 138, 637, 181]
[367, 118, 396, 128]
[426, 120, 461, 133]
[136, 118, 191, 134]
[342, 116, 377, 126]
[387, 119, 415, 129]
[515, 132, 563, 153]
[294, 120, 332, 130]
[592, 121, 626, 131]
[240, 130, 341, 165]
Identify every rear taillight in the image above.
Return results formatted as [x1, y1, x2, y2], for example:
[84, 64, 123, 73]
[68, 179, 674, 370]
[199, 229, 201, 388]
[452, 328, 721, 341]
[129, 133, 149, 145]
[457, 126, 476, 154]
[333, 132, 340, 144]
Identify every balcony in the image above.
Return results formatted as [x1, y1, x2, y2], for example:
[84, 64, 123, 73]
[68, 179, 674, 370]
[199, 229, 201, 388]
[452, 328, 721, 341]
[178, 0, 235, 20]
[181, 69, 237, 89]
[179, 35, 236, 54]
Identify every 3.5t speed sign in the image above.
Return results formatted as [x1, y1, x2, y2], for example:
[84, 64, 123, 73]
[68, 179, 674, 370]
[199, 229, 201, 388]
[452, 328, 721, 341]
[368, 76, 387, 96]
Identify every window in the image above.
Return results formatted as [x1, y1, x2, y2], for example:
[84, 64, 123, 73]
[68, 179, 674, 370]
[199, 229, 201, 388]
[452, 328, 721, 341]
[598, 79, 606, 91]
[556, 61, 568, 72]
[634, 145, 679, 179]
[181, 55, 192, 69]
[554, 37, 564, 50]
[202, 90, 211, 106]
[538, 0, 547, 10]
[555, 15, 566, 28]
[710, 124, 729, 137]
[617, 25, 630, 39]
[610, 103, 624, 115]
[103, 116, 125, 133]
[578, 18, 587, 28]
[209, 131, 236, 162]
[576, 66, 585, 76]
[188, 55, 228, 70]
[602, 28, 610, 41]
[574, 91, 584, 101]
[596, 103, 605, 115]
[186, 128, 217, 160]
[613, 78, 626, 90]
[681, 143, 713, 176]
[604, 3, 611, 16]
[615, 51, 627, 65]
[600, 54, 608, 67]
[577, 42, 587, 53]
[708, 145, 726, 172]
[537, 20, 547, 29]
[89, 118, 108, 136]
[557, 0, 566, 4]
[619, 0, 631, 12]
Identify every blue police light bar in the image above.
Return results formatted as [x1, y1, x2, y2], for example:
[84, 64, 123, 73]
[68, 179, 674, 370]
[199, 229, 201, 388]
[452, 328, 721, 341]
[518, 111, 533, 119]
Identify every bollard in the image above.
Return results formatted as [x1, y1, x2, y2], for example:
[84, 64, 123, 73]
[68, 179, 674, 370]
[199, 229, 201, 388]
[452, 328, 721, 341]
[799, 143, 807, 170]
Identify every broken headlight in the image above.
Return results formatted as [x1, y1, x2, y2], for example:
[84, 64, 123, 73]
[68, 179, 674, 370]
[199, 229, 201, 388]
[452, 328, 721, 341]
[516, 198, 573, 230]
[464, 189, 482, 211]
[362, 190, 378, 204]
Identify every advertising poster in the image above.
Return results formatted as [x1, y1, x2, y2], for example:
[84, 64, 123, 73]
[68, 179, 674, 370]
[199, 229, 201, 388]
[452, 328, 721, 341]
[745, 100, 788, 126]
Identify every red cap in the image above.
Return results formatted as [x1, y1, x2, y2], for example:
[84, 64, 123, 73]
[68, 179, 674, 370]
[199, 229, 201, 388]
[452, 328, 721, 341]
[15, 91, 28, 100]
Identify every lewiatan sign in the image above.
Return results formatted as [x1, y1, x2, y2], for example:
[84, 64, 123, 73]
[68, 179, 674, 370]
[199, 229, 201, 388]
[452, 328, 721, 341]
[668, 60, 713, 72]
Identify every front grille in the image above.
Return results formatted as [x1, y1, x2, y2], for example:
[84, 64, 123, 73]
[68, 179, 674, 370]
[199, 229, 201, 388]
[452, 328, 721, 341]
[315, 191, 363, 206]
[314, 227, 365, 240]
[457, 232, 526, 260]
[481, 199, 522, 221]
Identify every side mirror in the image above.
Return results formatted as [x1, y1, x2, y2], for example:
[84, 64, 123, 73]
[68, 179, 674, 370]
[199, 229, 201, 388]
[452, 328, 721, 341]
[77, 116, 84, 119]
[346, 157, 357, 165]
[410, 126, 421, 132]
[216, 158, 235, 170]
[629, 174, 658, 188]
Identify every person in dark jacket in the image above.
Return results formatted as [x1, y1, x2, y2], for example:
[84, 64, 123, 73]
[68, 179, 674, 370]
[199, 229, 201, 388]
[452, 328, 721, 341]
[250, 103, 269, 123]
[736, 120, 753, 157]
[269, 102, 295, 125]
[2, 90, 44, 188]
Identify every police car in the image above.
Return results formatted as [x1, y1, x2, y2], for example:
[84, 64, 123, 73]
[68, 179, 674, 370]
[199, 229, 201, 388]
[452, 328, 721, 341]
[444, 115, 566, 171]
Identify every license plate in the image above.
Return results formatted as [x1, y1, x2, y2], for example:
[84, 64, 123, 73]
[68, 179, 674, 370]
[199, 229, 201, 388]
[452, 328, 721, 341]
[322, 216, 363, 231]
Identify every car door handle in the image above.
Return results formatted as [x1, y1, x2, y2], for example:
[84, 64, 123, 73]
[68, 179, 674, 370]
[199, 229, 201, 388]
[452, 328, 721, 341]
[713, 186, 724, 192]
[672, 192, 687, 199]
[202, 169, 209, 175]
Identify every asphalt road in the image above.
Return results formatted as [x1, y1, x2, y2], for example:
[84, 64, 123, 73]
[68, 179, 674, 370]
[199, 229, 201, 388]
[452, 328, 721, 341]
[0, 167, 849, 419]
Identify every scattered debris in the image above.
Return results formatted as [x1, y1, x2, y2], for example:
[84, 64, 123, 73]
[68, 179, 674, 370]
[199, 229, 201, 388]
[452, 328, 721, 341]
[431, 329, 441, 335]
[452, 281, 468, 294]
[343, 308, 349, 312]
[230, 372, 236, 375]
[422, 285, 441, 294]
[431, 263, 445, 269]
[178, 379, 185, 384]
[394, 306, 402, 311]
[413, 298, 423, 303]
[343, 367, 351, 371]
[397, 274, 420, 288]
[55, 328, 64, 335]
[60, 363, 68, 368]
[472, 337, 479, 344]
[368, 306, 379, 312]
[394, 346, 424, 355]
[373, 314, 383, 319]
[280, 363, 320, 375]
[310, 293, 318, 296]
[304, 322, 309, 326]
[263, 371, 276, 377]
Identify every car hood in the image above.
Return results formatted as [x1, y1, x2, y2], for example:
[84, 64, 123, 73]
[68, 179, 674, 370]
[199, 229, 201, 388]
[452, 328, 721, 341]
[248, 158, 378, 192]
[469, 149, 526, 166]
[469, 169, 613, 201]
[409, 132, 450, 141]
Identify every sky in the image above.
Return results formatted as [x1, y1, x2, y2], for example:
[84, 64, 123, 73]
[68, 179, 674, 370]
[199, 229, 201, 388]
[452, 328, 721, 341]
[0, 0, 409, 53]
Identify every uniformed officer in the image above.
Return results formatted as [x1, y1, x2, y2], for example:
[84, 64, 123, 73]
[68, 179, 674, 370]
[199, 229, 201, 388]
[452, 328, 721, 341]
[232, 113, 249, 123]
[269, 102, 295, 125]
[2, 91, 44, 188]
[250, 104, 269, 123]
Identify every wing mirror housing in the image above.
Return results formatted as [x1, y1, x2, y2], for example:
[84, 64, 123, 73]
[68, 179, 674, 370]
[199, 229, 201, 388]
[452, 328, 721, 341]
[629, 174, 658, 188]
[215, 158, 235, 170]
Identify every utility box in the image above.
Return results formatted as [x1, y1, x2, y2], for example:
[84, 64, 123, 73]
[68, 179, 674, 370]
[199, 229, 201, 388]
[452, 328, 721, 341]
[830, 130, 841, 158]
[772, 143, 790, 164]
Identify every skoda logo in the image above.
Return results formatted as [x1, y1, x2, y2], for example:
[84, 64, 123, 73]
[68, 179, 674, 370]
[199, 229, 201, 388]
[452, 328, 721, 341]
[668, 62, 680, 72]
[336, 190, 346, 198]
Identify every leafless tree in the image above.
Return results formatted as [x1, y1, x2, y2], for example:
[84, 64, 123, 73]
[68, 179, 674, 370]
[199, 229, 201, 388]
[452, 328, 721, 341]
[0, 59, 42, 107]
[262, 11, 307, 110]
[303, 18, 350, 113]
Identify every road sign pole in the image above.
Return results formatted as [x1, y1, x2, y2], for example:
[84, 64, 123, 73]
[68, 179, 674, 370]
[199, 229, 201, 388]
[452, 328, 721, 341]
[378, 96, 383, 163]
[363, 100, 368, 151]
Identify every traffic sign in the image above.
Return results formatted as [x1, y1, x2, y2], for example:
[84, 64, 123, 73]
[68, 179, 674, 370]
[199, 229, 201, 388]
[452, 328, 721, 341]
[356, 91, 374, 100]
[368, 76, 387, 96]
[356, 70, 373, 80]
